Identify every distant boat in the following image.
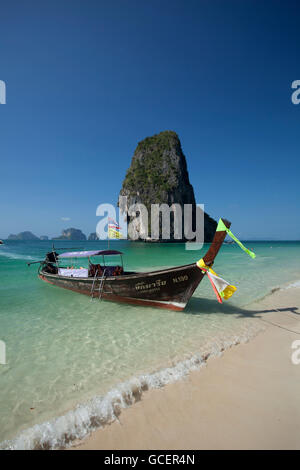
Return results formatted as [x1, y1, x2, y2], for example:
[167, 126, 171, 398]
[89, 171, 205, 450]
[27, 219, 232, 311]
[0, 240, 4, 245]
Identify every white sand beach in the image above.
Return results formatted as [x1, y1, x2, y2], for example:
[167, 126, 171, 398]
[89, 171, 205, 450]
[72, 285, 300, 450]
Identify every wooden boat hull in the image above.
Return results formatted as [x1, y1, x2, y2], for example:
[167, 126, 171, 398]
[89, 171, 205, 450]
[38, 218, 231, 311]
[39, 263, 204, 311]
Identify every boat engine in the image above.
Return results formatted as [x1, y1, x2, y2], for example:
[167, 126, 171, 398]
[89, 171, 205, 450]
[45, 251, 59, 263]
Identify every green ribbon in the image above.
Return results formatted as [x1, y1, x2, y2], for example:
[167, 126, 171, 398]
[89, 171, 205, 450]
[216, 219, 256, 259]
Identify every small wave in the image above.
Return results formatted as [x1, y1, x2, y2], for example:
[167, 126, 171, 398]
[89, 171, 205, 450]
[282, 280, 300, 290]
[243, 278, 300, 306]
[1, 325, 263, 450]
[0, 251, 37, 261]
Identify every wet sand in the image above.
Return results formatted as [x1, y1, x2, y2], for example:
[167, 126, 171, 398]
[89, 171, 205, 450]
[72, 286, 300, 450]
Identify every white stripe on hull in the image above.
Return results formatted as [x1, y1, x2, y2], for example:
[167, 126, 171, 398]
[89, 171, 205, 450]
[126, 297, 186, 309]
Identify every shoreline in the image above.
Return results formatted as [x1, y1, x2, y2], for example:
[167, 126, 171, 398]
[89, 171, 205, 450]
[2, 279, 299, 450]
[71, 283, 300, 450]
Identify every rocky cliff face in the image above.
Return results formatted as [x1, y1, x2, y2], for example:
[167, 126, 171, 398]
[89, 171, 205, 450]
[52, 228, 87, 241]
[119, 131, 216, 242]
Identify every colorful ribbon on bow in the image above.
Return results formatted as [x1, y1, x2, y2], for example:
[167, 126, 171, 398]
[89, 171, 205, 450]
[197, 259, 237, 303]
[217, 219, 256, 259]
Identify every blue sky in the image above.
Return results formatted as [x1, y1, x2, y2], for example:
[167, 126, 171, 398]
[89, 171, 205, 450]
[0, 0, 299, 239]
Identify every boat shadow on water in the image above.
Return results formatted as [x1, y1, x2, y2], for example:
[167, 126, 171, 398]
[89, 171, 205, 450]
[185, 297, 299, 319]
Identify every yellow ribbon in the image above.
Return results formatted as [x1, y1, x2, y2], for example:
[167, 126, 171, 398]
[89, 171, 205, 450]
[196, 258, 217, 275]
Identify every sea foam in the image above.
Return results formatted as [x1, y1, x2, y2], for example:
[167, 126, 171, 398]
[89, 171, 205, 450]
[282, 280, 300, 290]
[0, 250, 37, 261]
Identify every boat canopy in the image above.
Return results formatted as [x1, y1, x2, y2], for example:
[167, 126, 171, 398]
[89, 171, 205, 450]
[58, 250, 123, 259]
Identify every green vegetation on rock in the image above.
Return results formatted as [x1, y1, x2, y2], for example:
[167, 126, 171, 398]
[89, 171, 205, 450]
[122, 131, 181, 203]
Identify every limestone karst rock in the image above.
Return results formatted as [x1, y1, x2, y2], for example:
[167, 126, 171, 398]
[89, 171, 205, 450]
[119, 131, 216, 242]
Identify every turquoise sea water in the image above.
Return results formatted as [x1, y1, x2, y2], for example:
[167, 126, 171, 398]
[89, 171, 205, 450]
[0, 240, 299, 449]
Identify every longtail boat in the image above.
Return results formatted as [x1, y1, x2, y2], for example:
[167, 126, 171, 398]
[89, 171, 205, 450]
[28, 219, 255, 311]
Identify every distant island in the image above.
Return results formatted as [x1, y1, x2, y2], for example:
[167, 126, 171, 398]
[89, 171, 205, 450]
[88, 232, 99, 241]
[8, 232, 48, 241]
[8, 231, 40, 241]
[119, 130, 217, 242]
[6, 229, 90, 241]
[52, 228, 87, 241]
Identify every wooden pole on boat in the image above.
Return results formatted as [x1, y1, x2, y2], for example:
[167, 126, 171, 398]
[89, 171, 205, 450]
[202, 218, 231, 266]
